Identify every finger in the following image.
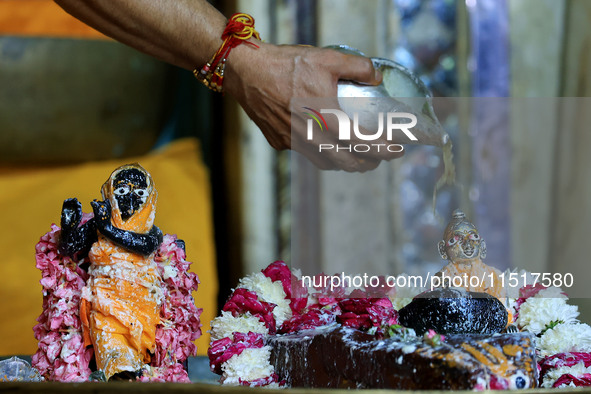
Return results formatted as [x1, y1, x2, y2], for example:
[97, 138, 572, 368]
[292, 133, 375, 172]
[292, 112, 382, 172]
[340, 115, 407, 162]
[338, 96, 411, 161]
[291, 125, 346, 171]
[294, 99, 404, 165]
[332, 52, 381, 86]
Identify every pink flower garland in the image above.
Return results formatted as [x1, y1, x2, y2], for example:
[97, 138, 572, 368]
[210, 261, 400, 386]
[32, 219, 93, 382]
[209, 332, 265, 374]
[222, 288, 276, 334]
[540, 352, 591, 377]
[552, 373, 591, 388]
[148, 234, 202, 382]
[280, 308, 336, 334]
[337, 296, 398, 334]
[32, 220, 201, 382]
[238, 373, 281, 387]
[538, 352, 591, 388]
[515, 285, 591, 388]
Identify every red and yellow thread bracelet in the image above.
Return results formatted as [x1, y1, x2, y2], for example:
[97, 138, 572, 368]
[194, 13, 261, 93]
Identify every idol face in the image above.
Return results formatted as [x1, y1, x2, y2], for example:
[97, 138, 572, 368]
[112, 168, 149, 220]
[438, 209, 487, 262]
[443, 227, 483, 261]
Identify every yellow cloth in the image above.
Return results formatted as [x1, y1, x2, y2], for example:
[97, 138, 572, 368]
[0, 0, 108, 39]
[0, 138, 217, 356]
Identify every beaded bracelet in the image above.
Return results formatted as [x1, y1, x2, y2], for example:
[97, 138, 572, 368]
[194, 13, 261, 93]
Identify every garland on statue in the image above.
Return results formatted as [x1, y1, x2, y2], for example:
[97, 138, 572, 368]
[32, 215, 202, 382]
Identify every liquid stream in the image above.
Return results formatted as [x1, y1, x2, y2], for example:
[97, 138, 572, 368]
[433, 139, 457, 211]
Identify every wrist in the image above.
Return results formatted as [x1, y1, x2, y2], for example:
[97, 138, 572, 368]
[223, 38, 267, 96]
[193, 13, 262, 93]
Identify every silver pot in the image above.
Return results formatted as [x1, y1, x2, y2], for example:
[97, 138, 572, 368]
[331, 45, 449, 147]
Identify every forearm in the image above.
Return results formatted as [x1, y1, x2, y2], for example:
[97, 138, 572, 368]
[54, 0, 388, 171]
[54, 0, 228, 70]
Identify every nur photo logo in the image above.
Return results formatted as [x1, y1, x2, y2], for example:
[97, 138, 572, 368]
[302, 107, 328, 134]
[302, 107, 419, 154]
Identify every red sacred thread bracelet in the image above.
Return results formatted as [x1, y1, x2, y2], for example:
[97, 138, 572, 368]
[194, 13, 261, 93]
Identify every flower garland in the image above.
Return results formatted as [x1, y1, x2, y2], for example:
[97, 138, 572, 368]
[32, 219, 201, 382]
[210, 262, 591, 390]
[208, 262, 291, 386]
[140, 234, 202, 382]
[32, 217, 93, 382]
[510, 280, 591, 388]
[209, 261, 398, 386]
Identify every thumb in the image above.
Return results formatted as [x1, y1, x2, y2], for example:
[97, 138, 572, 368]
[338, 54, 382, 86]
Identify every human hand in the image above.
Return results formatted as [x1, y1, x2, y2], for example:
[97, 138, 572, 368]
[224, 43, 404, 172]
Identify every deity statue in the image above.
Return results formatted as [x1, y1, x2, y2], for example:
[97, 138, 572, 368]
[59, 163, 163, 380]
[398, 209, 510, 335]
[435, 209, 505, 300]
[33, 163, 201, 382]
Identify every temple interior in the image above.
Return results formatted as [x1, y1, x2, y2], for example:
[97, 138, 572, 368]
[0, 0, 590, 369]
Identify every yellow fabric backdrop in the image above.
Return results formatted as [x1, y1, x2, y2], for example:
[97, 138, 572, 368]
[0, 0, 107, 39]
[0, 138, 217, 356]
[0, 0, 217, 357]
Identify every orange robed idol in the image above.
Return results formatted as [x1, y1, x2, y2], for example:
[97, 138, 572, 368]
[79, 164, 163, 379]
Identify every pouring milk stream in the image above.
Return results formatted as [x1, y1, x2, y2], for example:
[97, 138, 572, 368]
[333, 45, 456, 204]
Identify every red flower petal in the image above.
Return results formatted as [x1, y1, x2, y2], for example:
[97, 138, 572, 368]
[553, 373, 591, 388]
[540, 352, 591, 378]
[223, 288, 277, 333]
[208, 332, 265, 374]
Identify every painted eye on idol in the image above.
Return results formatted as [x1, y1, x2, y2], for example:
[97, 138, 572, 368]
[134, 189, 148, 197]
[114, 186, 130, 196]
[470, 232, 480, 240]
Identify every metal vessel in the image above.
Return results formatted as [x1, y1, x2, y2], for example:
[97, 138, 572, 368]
[332, 45, 449, 147]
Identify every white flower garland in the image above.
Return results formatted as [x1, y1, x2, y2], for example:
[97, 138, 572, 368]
[517, 296, 579, 335]
[211, 268, 292, 386]
[516, 283, 591, 388]
[238, 272, 292, 326]
[541, 362, 591, 388]
[538, 323, 591, 358]
[221, 347, 275, 386]
[210, 311, 269, 342]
